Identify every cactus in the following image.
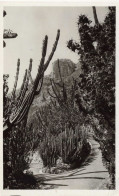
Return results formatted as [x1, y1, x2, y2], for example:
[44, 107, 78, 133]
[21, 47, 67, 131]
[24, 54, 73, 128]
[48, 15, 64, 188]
[92, 7, 99, 26]
[3, 30, 60, 135]
[39, 123, 89, 168]
[11, 59, 20, 101]
[49, 59, 77, 110]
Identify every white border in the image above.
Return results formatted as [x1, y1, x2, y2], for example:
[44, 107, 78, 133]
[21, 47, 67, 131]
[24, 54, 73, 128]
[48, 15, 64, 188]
[0, 1, 119, 196]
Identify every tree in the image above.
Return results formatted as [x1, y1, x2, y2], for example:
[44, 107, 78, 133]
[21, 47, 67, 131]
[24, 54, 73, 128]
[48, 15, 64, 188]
[67, 7, 115, 130]
[67, 6, 115, 188]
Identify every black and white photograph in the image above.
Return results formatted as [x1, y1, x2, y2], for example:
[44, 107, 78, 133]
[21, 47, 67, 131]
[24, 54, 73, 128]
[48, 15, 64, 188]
[2, 3, 116, 191]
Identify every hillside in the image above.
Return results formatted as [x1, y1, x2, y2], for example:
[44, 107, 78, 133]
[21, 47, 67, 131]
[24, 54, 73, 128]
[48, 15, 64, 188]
[27, 59, 82, 125]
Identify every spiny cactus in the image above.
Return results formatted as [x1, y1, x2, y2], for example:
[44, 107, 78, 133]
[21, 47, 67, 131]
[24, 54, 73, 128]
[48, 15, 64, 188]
[3, 30, 60, 135]
[48, 59, 77, 108]
[11, 59, 20, 101]
[39, 124, 89, 168]
[92, 6, 99, 26]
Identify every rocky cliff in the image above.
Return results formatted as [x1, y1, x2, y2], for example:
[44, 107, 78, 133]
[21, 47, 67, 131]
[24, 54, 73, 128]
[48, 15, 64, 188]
[27, 59, 82, 124]
[53, 59, 76, 79]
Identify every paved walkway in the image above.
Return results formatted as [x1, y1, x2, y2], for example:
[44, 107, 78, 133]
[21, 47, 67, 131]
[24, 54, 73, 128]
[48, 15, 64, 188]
[35, 138, 109, 189]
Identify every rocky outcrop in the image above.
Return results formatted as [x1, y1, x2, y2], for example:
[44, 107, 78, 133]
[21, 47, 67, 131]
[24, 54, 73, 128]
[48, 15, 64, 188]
[53, 59, 76, 79]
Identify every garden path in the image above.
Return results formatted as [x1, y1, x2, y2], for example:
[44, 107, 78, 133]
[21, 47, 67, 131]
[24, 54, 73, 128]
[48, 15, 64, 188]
[35, 136, 110, 189]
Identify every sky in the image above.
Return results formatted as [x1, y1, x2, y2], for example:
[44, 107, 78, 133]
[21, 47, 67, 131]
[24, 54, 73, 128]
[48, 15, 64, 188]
[4, 6, 108, 92]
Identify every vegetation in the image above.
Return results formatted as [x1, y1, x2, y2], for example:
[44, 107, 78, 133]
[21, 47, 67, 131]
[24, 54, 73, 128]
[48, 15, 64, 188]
[67, 7, 115, 188]
[3, 30, 60, 189]
[3, 6, 115, 189]
[36, 62, 91, 170]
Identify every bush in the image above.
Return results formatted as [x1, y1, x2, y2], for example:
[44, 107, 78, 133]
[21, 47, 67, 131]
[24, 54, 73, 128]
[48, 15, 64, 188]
[5, 170, 38, 189]
[3, 121, 37, 189]
[37, 67, 90, 169]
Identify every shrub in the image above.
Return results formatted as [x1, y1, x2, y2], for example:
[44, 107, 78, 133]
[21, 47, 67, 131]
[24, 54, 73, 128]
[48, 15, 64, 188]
[5, 170, 38, 189]
[3, 121, 35, 189]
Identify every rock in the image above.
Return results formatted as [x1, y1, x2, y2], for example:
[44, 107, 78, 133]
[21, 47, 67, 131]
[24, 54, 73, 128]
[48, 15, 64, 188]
[55, 169, 62, 174]
[23, 170, 27, 174]
[53, 59, 76, 79]
[42, 167, 51, 173]
[56, 157, 63, 165]
[50, 167, 56, 173]
[39, 168, 43, 174]
[42, 167, 47, 173]
[26, 170, 33, 175]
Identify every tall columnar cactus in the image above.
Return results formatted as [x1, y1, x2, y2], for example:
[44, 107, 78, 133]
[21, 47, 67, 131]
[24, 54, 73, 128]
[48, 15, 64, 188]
[11, 59, 20, 101]
[92, 6, 99, 26]
[3, 30, 60, 135]
[48, 59, 78, 125]
[48, 59, 69, 106]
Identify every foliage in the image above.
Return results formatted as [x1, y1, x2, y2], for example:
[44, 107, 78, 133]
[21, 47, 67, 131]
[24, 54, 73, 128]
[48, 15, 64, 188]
[39, 124, 90, 168]
[36, 70, 90, 168]
[67, 7, 115, 188]
[3, 119, 37, 189]
[3, 74, 9, 118]
[67, 7, 115, 125]
[3, 76, 37, 189]
[3, 30, 60, 188]
[4, 170, 38, 189]
[56, 125, 90, 165]
[40, 133, 59, 167]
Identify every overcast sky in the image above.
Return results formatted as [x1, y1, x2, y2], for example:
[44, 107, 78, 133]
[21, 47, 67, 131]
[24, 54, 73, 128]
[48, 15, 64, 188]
[4, 6, 108, 92]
